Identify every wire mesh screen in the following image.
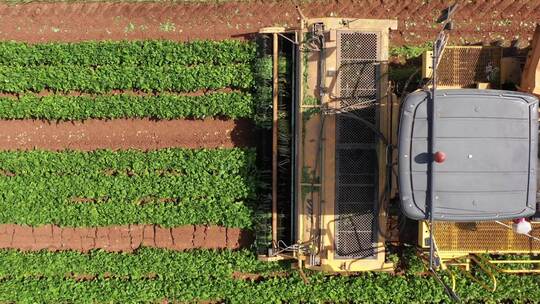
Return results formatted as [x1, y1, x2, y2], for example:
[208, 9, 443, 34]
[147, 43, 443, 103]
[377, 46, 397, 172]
[340, 32, 379, 60]
[432, 222, 540, 253]
[335, 31, 380, 259]
[437, 46, 502, 88]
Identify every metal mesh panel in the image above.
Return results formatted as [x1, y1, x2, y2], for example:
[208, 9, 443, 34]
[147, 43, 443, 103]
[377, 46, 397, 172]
[339, 32, 378, 60]
[340, 63, 377, 91]
[338, 115, 376, 144]
[337, 185, 375, 203]
[338, 174, 375, 186]
[335, 31, 380, 259]
[433, 222, 540, 253]
[336, 231, 377, 258]
[336, 148, 377, 175]
[339, 95, 377, 112]
[337, 203, 375, 231]
[437, 46, 502, 88]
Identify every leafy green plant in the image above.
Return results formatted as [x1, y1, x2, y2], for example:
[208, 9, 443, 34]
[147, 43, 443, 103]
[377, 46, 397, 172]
[0, 64, 253, 93]
[390, 42, 433, 60]
[0, 149, 257, 228]
[0, 92, 254, 120]
[251, 54, 290, 129]
[0, 248, 284, 280]
[252, 55, 273, 128]
[0, 40, 256, 67]
[0, 263, 538, 303]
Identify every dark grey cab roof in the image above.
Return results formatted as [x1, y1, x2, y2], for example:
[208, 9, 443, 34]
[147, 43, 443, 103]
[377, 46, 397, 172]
[398, 89, 538, 221]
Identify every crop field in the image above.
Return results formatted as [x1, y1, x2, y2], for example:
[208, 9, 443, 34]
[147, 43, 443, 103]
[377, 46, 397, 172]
[0, 38, 536, 304]
[0, 1, 539, 303]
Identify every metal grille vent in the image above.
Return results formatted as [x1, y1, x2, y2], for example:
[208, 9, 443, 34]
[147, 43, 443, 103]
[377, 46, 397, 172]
[340, 63, 377, 91]
[335, 31, 380, 259]
[340, 32, 379, 60]
[437, 46, 502, 88]
[432, 222, 540, 253]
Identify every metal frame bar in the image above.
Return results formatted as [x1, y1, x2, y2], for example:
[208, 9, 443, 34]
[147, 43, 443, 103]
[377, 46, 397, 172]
[480, 255, 540, 274]
[271, 32, 279, 249]
[428, 4, 456, 271]
[334, 30, 383, 260]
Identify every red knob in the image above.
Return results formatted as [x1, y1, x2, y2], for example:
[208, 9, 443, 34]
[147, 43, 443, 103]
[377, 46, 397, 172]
[434, 151, 446, 163]
[513, 218, 527, 224]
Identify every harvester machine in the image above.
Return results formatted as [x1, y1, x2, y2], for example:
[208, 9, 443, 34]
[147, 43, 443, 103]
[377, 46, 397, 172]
[259, 15, 398, 272]
[257, 5, 540, 292]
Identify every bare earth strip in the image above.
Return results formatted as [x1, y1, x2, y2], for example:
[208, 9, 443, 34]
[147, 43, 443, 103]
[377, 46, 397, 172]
[0, 118, 254, 150]
[0, 0, 538, 45]
[0, 224, 252, 252]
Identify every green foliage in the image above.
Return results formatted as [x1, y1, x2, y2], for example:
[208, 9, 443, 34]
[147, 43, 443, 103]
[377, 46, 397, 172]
[0, 40, 256, 95]
[0, 40, 256, 67]
[401, 247, 425, 275]
[0, 149, 257, 228]
[0, 148, 255, 181]
[303, 96, 319, 105]
[0, 40, 264, 120]
[0, 175, 253, 227]
[0, 64, 253, 93]
[0, 263, 539, 303]
[0, 248, 283, 280]
[389, 65, 421, 87]
[0, 92, 253, 120]
[252, 55, 273, 128]
[390, 42, 433, 59]
[251, 54, 291, 129]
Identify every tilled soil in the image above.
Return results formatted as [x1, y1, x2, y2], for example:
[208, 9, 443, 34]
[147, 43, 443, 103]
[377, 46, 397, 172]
[0, 118, 253, 150]
[0, 0, 538, 45]
[0, 224, 252, 252]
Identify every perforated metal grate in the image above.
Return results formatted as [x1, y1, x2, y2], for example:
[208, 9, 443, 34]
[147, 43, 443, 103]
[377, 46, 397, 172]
[432, 222, 540, 253]
[338, 115, 376, 144]
[336, 231, 377, 258]
[337, 204, 375, 231]
[437, 46, 502, 88]
[337, 185, 376, 203]
[339, 32, 379, 60]
[336, 148, 377, 175]
[340, 63, 377, 91]
[338, 174, 375, 186]
[340, 94, 377, 111]
[335, 31, 380, 259]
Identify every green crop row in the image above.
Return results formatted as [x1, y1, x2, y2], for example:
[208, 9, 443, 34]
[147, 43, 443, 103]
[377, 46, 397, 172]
[0, 248, 283, 281]
[0, 175, 253, 227]
[0, 149, 254, 177]
[0, 64, 253, 93]
[0, 264, 538, 303]
[0, 40, 256, 67]
[0, 149, 256, 228]
[0, 92, 253, 120]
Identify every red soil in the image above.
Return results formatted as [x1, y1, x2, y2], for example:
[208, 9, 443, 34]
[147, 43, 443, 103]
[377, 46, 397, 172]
[0, 118, 253, 150]
[0, 1, 537, 46]
[0, 224, 252, 252]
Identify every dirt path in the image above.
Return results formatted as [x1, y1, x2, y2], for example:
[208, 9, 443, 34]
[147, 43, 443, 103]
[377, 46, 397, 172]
[0, 224, 252, 252]
[0, 118, 253, 150]
[0, 0, 538, 45]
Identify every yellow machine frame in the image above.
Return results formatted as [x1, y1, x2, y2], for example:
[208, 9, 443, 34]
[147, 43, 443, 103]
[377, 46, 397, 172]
[259, 17, 540, 279]
[418, 221, 540, 276]
[422, 46, 503, 89]
[294, 17, 397, 272]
